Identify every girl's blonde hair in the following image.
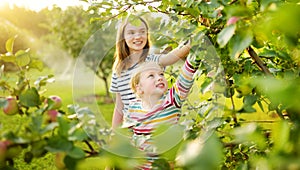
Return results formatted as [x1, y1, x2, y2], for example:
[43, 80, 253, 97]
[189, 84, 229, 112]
[113, 15, 151, 76]
[130, 62, 164, 97]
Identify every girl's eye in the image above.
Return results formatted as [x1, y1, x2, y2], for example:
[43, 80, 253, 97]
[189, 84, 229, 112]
[160, 73, 164, 76]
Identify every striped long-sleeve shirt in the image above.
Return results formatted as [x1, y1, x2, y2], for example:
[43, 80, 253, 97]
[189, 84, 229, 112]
[109, 53, 161, 114]
[126, 55, 201, 156]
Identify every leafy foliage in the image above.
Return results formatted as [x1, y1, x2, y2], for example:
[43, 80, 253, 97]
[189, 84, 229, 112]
[83, 0, 300, 169]
[0, 37, 105, 169]
[1, 0, 300, 169]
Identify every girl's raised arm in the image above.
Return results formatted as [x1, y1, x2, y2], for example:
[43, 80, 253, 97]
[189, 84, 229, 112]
[159, 41, 191, 67]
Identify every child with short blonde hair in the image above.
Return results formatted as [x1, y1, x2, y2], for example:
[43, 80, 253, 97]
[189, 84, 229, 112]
[124, 50, 202, 169]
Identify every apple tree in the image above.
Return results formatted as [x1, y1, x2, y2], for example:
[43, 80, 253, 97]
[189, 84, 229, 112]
[83, 0, 300, 169]
[0, 36, 109, 169]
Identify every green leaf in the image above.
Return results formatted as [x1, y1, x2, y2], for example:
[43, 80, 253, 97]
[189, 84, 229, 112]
[67, 146, 86, 159]
[176, 133, 224, 169]
[206, 117, 223, 130]
[41, 122, 59, 134]
[19, 87, 40, 107]
[217, 24, 236, 48]
[232, 123, 266, 149]
[30, 114, 44, 134]
[229, 29, 253, 59]
[0, 54, 16, 63]
[45, 136, 73, 152]
[76, 157, 113, 170]
[34, 74, 55, 89]
[58, 116, 71, 138]
[29, 59, 44, 71]
[257, 100, 265, 112]
[16, 49, 31, 67]
[31, 140, 48, 157]
[243, 95, 257, 106]
[4, 131, 30, 144]
[5, 35, 17, 53]
[271, 121, 290, 152]
[152, 124, 185, 155]
[200, 77, 213, 93]
[185, 0, 194, 8]
[225, 5, 252, 18]
[259, 48, 277, 57]
[103, 128, 145, 158]
[68, 128, 88, 141]
[242, 105, 256, 113]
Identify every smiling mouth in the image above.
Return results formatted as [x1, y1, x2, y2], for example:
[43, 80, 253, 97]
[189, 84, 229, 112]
[133, 41, 143, 45]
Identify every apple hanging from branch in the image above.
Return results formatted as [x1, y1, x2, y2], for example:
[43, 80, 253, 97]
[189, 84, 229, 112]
[47, 110, 60, 122]
[2, 97, 19, 115]
[45, 95, 62, 110]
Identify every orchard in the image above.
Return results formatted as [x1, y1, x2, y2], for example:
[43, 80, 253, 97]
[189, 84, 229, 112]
[1, 0, 300, 169]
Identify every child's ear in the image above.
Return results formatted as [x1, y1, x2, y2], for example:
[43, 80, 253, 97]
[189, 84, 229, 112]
[136, 85, 143, 95]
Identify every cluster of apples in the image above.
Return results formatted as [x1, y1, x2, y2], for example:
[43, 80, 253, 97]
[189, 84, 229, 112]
[2, 95, 62, 122]
[1, 95, 63, 165]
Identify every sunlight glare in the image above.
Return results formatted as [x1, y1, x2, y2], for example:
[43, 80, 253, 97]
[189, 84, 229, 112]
[0, 0, 87, 11]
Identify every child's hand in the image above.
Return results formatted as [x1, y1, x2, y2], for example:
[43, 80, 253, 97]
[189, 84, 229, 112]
[183, 37, 192, 49]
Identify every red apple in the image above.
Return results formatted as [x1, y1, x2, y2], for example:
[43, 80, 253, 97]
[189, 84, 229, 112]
[226, 16, 240, 26]
[45, 95, 62, 110]
[47, 110, 59, 122]
[0, 140, 11, 162]
[3, 97, 19, 115]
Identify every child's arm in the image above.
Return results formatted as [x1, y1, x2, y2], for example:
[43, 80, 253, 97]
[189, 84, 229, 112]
[171, 53, 201, 107]
[159, 41, 191, 67]
[112, 93, 124, 129]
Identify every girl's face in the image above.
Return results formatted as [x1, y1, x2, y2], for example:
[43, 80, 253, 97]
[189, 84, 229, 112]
[137, 69, 168, 98]
[124, 21, 148, 54]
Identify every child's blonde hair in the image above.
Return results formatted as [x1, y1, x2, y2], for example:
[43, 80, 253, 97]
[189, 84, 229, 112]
[130, 62, 164, 97]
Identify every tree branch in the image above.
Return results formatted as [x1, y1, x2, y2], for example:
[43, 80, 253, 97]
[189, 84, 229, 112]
[247, 46, 272, 75]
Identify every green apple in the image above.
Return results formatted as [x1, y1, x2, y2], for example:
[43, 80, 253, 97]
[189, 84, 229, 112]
[6, 144, 22, 159]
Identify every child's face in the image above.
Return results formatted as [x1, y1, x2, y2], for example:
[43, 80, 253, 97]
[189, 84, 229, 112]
[138, 68, 168, 98]
[124, 21, 148, 54]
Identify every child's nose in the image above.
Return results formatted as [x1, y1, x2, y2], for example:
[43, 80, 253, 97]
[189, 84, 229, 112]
[157, 76, 163, 82]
